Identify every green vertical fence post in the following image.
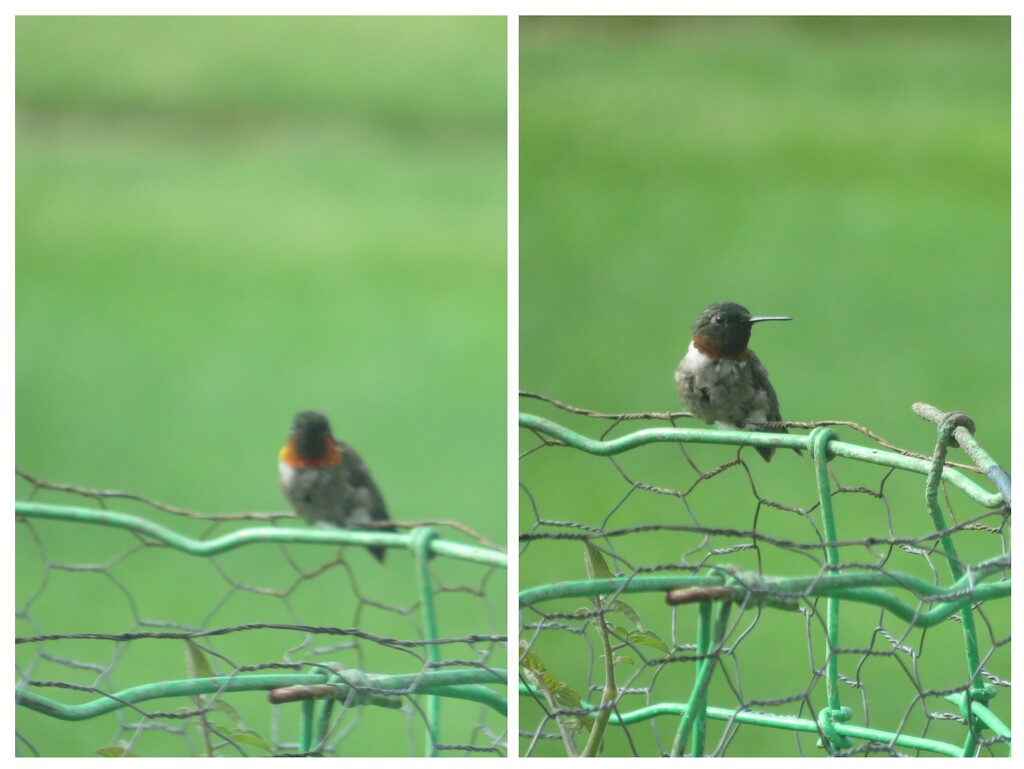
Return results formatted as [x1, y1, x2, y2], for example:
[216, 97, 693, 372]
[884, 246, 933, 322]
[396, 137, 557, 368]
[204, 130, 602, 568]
[312, 669, 347, 754]
[922, 411, 992, 756]
[809, 428, 852, 753]
[411, 527, 441, 757]
[670, 600, 732, 756]
[314, 697, 334, 753]
[690, 599, 713, 756]
[299, 699, 315, 754]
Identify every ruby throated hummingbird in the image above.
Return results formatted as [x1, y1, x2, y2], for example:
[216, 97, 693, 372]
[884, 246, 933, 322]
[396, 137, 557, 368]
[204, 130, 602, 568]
[279, 411, 394, 562]
[674, 302, 799, 462]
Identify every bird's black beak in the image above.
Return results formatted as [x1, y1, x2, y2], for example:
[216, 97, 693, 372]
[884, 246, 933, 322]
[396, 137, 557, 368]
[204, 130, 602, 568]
[749, 316, 792, 324]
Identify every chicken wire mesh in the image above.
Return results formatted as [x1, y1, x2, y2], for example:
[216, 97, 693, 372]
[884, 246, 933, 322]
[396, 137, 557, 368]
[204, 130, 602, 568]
[15, 471, 507, 757]
[518, 393, 1010, 757]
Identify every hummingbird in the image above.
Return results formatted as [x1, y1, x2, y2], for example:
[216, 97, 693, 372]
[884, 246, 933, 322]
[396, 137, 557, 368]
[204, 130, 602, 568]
[674, 302, 798, 462]
[279, 411, 394, 562]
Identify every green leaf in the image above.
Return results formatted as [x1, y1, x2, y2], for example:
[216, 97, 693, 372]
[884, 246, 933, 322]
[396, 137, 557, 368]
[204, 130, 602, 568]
[184, 640, 216, 680]
[606, 600, 643, 628]
[520, 643, 595, 732]
[212, 698, 245, 726]
[583, 541, 614, 580]
[95, 742, 136, 757]
[225, 728, 272, 751]
[520, 645, 564, 696]
[561, 712, 596, 733]
[626, 629, 671, 654]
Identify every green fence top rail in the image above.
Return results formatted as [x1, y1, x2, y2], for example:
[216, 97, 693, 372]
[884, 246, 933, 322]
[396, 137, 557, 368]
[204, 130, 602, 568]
[519, 412, 1008, 509]
[14, 502, 507, 568]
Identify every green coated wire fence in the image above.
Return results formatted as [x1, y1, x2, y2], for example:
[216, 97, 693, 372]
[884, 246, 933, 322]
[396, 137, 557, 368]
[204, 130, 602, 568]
[518, 393, 1010, 757]
[15, 472, 507, 757]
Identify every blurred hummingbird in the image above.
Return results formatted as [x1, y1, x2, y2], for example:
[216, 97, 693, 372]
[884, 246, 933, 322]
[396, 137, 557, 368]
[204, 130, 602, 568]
[279, 411, 393, 562]
[674, 302, 799, 462]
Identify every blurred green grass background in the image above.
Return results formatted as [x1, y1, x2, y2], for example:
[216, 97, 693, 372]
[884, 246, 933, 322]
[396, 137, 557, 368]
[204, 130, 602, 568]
[519, 17, 1009, 757]
[16, 16, 506, 757]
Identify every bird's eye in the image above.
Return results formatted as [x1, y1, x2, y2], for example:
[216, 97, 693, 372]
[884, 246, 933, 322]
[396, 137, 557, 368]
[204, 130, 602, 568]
[713, 314, 726, 326]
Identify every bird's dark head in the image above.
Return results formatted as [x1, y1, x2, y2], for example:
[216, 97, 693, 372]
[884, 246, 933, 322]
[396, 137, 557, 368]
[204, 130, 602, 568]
[691, 302, 791, 359]
[289, 411, 335, 460]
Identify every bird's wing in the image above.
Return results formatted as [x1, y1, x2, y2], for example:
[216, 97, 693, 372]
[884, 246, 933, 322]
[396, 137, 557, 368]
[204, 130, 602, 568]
[746, 350, 785, 427]
[335, 440, 391, 524]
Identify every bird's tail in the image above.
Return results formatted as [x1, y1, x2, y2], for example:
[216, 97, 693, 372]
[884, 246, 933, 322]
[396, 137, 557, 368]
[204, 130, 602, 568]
[368, 523, 397, 563]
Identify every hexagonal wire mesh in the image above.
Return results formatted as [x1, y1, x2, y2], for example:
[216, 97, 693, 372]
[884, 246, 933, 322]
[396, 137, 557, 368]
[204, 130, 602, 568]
[518, 393, 1009, 757]
[15, 472, 507, 757]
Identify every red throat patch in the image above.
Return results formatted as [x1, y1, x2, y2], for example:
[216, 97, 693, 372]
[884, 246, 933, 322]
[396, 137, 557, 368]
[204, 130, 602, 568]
[279, 436, 344, 468]
[692, 334, 749, 361]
